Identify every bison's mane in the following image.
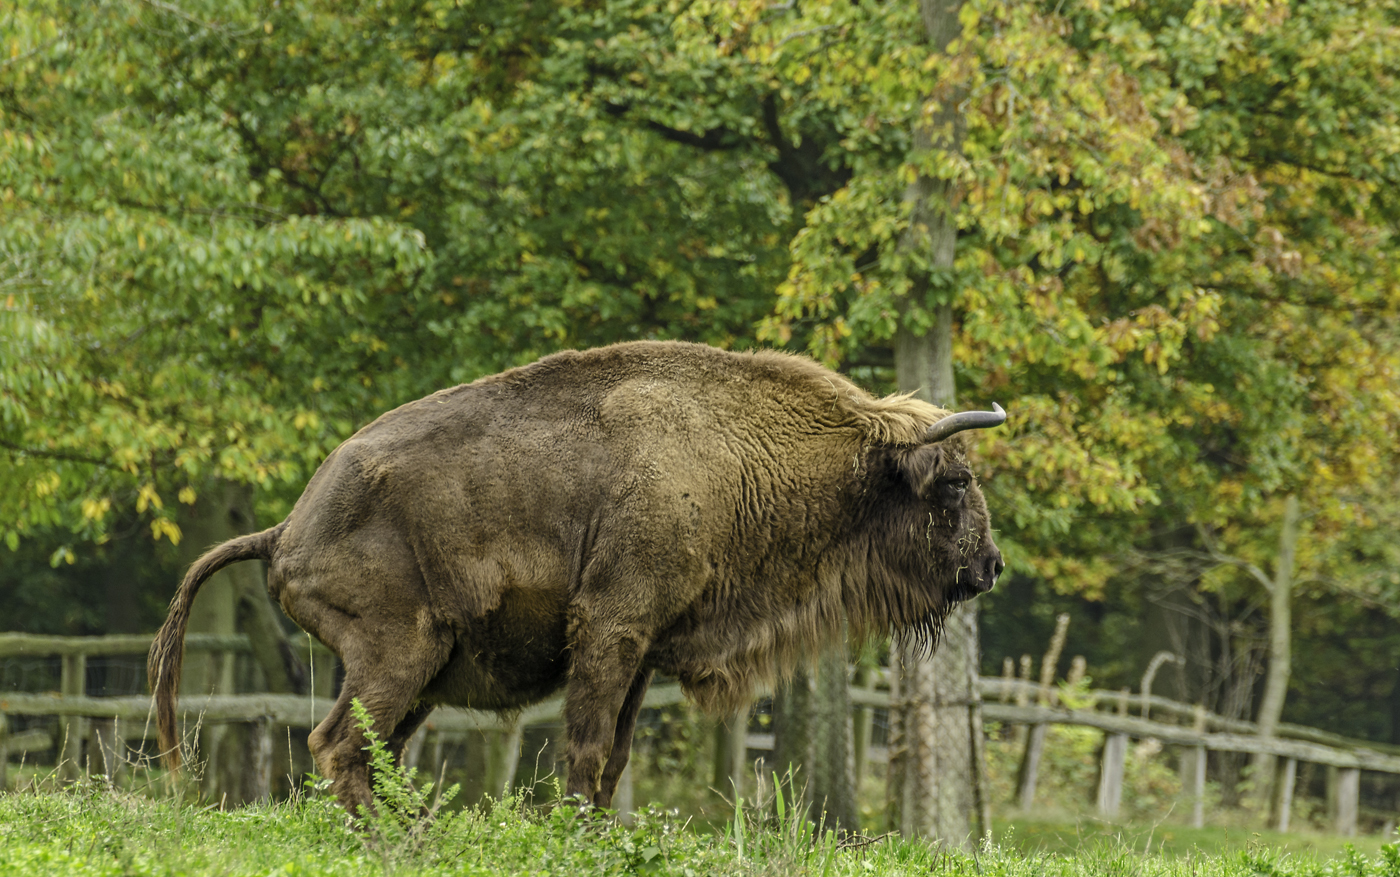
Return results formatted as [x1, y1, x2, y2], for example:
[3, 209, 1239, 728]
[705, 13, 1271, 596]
[680, 505, 960, 715]
[735, 347, 949, 447]
[633, 347, 966, 713]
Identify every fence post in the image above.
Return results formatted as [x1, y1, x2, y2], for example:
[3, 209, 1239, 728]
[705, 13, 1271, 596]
[1013, 619, 1070, 813]
[91, 718, 126, 782]
[1180, 703, 1208, 829]
[403, 723, 428, 770]
[486, 721, 522, 801]
[59, 651, 87, 781]
[615, 760, 634, 824]
[1095, 691, 1131, 819]
[1097, 733, 1128, 818]
[463, 723, 522, 805]
[423, 728, 447, 792]
[244, 717, 273, 804]
[1180, 744, 1207, 829]
[1328, 766, 1360, 836]
[1139, 651, 1180, 722]
[1015, 723, 1047, 810]
[712, 710, 748, 799]
[1271, 757, 1297, 832]
[1013, 655, 1032, 748]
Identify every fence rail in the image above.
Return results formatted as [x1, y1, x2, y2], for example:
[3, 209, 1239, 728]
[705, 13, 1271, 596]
[1, 632, 1394, 836]
[976, 677, 1400, 758]
[978, 702, 1400, 772]
[0, 633, 253, 659]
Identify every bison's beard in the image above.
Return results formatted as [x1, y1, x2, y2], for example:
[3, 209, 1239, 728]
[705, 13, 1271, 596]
[894, 567, 992, 658]
[896, 603, 953, 659]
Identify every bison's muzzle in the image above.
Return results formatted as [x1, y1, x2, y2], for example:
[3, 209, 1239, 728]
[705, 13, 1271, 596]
[973, 548, 1005, 594]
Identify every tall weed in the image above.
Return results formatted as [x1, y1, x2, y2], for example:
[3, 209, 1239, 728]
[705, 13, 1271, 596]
[348, 698, 465, 872]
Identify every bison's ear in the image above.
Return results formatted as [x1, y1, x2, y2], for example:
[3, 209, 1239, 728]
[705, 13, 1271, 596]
[896, 443, 947, 497]
[897, 444, 971, 510]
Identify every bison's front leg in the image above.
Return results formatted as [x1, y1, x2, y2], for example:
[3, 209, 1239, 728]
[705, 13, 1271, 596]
[562, 618, 650, 805]
[595, 669, 653, 808]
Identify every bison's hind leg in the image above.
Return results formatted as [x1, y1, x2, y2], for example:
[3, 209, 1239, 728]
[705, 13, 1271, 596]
[276, 522, 453, 816]
[306, 637, 451, 816]
[386, 701, 435, 769]
[310, 675, 443, 815]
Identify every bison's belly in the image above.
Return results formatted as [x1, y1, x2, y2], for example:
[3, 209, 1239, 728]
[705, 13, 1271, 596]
[420, 587, 570, 711]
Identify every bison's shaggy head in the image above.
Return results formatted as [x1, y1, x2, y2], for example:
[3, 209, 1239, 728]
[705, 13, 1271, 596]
[847, 404, 1005, 650]
[896, 439, 1002, 594]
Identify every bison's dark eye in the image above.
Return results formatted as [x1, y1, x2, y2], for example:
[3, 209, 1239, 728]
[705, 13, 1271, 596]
[935, 478, 969, 506]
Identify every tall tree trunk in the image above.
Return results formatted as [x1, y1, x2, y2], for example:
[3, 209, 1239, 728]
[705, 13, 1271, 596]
[885, 0, 986, 850]
[771, 644, 859, 833]
[1256, 494, 1300, 738]
[888, 321, 990, 843]
[888, 605, 988, 844]
[1254, 493, 1300, 816]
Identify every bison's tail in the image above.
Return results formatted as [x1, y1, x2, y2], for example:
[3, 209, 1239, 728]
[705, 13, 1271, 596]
[147, 522, 286, 771]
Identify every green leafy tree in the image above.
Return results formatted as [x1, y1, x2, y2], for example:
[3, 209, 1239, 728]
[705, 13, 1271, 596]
[1, 0, 801, 545]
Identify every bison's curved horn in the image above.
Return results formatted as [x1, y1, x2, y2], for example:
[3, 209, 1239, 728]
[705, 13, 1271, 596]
[926, 402, 1006, 443]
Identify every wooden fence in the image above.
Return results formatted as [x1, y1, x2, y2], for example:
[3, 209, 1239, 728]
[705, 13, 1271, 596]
[3, 632, 1398, 836]
[971, 677, 1400, 835]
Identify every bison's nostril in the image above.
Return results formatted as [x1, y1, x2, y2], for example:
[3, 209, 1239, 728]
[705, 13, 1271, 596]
[980, 553, 1004, 591]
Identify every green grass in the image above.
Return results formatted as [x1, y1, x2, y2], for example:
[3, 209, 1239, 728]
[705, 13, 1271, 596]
[2, 784, 1399, 877]
[4, 709, 1395, 876]
[995, 815, 1398, 860]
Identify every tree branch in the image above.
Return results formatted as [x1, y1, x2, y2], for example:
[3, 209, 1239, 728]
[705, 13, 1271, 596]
[0, 440, 114, 469]
[1300, 575, 1400, 617]
[1194, 523, 1275, 593]
[602, 101, 746, 152]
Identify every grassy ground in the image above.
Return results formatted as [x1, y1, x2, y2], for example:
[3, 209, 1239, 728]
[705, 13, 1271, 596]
[4, 711, 1396, 876]
[2, 782, 1399, 877]
[995, 815, 1397, 859]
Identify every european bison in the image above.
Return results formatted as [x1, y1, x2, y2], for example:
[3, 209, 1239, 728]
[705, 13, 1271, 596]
[149, 341, 1005, 813]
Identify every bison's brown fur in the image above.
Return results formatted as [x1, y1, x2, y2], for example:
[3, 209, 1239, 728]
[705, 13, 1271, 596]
[149, 341, 1003, 813]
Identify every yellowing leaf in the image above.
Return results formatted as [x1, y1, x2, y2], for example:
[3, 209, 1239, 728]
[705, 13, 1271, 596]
[136, 483, 163, 513]
[151, 518, 182, 545]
